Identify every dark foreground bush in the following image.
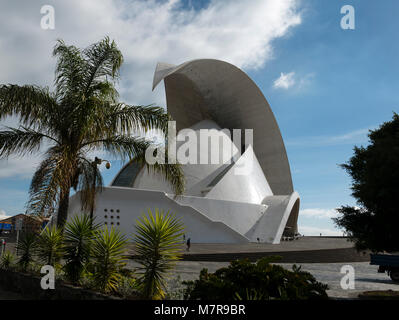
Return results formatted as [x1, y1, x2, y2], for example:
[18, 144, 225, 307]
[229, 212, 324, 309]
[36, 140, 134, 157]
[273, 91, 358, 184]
[183, 257, 329, 300]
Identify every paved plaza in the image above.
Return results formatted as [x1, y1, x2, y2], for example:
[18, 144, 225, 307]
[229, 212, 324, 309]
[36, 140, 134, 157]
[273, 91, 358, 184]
[127, 261, 398, 299]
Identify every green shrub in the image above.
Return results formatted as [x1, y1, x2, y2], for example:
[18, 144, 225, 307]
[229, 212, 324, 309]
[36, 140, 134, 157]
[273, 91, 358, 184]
[90, 226, 128, 293]
[133, 209, 184, 300]
[183, 257, 329, 300]
[115, 276, 140, 299]
[165, 275, 186, 300]
[16, 232, 38, 272]
[0, 251, 16, 270]
[63, 214, 99, 284]
[36, 225, 64, 266]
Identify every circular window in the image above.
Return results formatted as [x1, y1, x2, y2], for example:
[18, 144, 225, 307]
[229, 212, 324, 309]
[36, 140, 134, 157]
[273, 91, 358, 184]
[104, 215, 108, 219]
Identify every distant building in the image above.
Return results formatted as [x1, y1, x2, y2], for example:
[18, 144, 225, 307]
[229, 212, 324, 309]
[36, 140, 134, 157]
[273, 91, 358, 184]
[0, 214, 49, 234]
[67, 59, 300, 244]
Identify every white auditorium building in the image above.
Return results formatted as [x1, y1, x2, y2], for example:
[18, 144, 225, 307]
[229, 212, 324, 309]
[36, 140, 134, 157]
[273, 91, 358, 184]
[67, 59, 300, 244]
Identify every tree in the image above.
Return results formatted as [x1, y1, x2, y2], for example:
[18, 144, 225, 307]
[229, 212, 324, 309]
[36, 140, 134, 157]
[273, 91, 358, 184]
[63, 214, 99, 284]
[36, 225, 64, 266]
[133, 209, 184, 299]
[333, 113, 399, 252]
[90, 226, 128, 293]
[0, 37, 184, 227]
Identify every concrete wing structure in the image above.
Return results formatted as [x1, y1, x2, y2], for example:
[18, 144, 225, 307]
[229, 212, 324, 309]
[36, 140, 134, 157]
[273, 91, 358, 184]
[67, 59, 300, 244]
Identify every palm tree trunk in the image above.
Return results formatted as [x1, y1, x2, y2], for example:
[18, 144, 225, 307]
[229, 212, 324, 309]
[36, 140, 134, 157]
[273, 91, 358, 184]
[57, 187, 71, 228]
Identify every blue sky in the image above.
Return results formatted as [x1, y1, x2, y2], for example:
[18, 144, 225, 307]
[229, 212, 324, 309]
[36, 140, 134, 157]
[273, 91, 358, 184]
[0, 0, 398, 235]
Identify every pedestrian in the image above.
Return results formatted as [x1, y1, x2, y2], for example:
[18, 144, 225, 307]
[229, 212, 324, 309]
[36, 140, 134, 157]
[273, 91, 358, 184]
[186, 238, 191, 252]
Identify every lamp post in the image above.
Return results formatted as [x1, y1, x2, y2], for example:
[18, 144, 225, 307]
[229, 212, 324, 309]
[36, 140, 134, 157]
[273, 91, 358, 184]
[90, 157, 111, 220]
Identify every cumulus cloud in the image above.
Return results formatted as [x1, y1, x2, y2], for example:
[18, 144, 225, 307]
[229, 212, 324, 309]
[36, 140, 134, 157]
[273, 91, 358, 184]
[0, 0, 302, 179]
[300, 208, 340, 219]
[273, 71, 314, 90]
[0, 209, 10, 219]
[0, 0, 302, 103]
[273, 71, 296, 89]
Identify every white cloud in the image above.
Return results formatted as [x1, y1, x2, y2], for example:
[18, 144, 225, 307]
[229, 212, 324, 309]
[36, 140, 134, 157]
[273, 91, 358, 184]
[0, 156, 42, 179]
[273, 71, 296, 89]
[299, 225, 344, 236]
[300, 208, 339, 219]
[0, 209, 10, 220]
[273, 71, 314, 90]
[0, 0, 302, 180]
[286, 126, 376, 147]
[0, 0, 302, 103]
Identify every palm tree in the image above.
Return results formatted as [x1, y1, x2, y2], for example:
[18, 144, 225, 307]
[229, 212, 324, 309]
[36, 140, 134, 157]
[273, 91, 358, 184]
[133, 209, 184, 299]
[0, 37, 184, 227]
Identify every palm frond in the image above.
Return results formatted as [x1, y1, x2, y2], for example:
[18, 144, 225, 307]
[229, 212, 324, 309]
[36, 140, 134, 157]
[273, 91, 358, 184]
[63, 213, 100, 283]
[76, 157, 104, 212]
[16, 232, 38, 271]
[144, 159, 186, 196]
[134, 209, 184, 299]
[84, 135, 150, 161]
[27, 148, 74, 217]
[36, 225, 64, 266]
[83, 36, 123, 98]
[0, 84, 57, 128]
[0, 127, 57, 158]
[53, 39, 87, 101]
[90, 226, 128, 293]
[105, 103, 170, 135]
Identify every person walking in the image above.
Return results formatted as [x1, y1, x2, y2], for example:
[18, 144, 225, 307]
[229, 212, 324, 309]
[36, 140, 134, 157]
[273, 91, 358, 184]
[186, 238, 191, 252]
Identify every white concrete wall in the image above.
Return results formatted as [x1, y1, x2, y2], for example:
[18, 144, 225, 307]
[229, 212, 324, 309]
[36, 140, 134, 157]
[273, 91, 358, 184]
[174, 195, 266, 236]
[247, 192, 300, 243]
[206, 145, 273, 204]
[67, 186, 248, 243]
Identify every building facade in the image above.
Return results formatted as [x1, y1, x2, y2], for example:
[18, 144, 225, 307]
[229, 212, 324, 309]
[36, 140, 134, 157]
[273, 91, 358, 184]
[67, 59, 300, 244]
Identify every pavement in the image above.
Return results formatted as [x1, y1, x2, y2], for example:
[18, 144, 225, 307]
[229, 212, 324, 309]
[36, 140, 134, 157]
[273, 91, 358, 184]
[125, 260, 399, 299]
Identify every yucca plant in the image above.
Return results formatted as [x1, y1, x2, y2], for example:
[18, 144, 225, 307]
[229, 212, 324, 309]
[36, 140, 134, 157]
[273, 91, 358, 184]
[63, 213, 100, 284]
[90, 226, 128, 293]
[16, 232, 38, 271]
[36, 225, 64, 266]
[133, 209, 184, 300]
[0, 251, 16, 270]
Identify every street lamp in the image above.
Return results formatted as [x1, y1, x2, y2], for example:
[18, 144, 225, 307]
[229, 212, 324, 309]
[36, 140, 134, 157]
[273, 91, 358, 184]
[90, 157, 111, 220]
